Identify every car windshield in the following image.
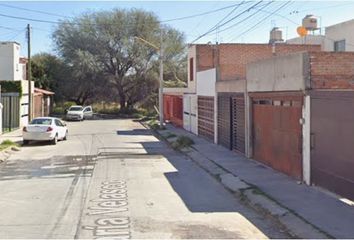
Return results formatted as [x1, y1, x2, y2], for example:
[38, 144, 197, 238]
[69, 107, 83, 111]
[30, 118, 52, 125]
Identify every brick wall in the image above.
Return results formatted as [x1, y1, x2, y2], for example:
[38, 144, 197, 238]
[195, 43, 321, 81]
[310, 52, 354, 89]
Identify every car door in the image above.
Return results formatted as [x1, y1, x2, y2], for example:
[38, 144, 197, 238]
[54, 119, 65, 139]
[83, 106, 93, 119]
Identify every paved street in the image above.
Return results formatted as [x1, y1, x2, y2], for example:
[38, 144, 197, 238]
[0, 119, 289, 239]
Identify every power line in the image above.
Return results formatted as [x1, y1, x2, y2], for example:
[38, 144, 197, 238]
[0, 2, 251, 26]
[0, 13, 58, 24]
[191, 1, 265, 43]
[229, 1, 292, 42]
[209, 0, 247, 41]
[0, 3, 68, 18]
[161, 2, 252, 23]
[212, 1, 274, 39]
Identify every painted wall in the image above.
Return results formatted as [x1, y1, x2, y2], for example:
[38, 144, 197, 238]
[196, 68, 216, 97]
[216, 79, 245, 93]
[20, 80, 35, 127]
[324, 19, 354, 52]
[247, 52, 309, 92]
[0, 42, 19, 80]
[187, 45, 197, 93]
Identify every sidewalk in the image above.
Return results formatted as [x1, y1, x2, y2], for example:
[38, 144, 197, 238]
[156, 124, 354, 239]
[0, 129, 23, 144]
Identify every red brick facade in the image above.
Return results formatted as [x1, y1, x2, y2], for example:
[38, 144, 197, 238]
[310, 52, 354, 89]
[196, 44, 321, 82]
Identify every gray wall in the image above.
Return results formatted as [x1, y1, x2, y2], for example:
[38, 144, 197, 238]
[246, 52, 309, 92]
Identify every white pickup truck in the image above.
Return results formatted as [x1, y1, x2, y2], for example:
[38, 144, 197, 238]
[66, 105, 93, 121]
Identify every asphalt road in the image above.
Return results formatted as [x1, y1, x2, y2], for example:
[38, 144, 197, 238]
[0, 119, 289, 239]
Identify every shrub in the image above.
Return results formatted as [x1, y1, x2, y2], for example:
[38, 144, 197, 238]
[171, 135, 194, 150]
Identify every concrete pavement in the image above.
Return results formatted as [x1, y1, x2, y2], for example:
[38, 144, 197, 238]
[156, 123, 354, 239]
[0, 119, 290, 239]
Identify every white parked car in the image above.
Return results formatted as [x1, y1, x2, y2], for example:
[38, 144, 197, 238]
[22, 117, 68, 145]
[66, 105, 93, 121]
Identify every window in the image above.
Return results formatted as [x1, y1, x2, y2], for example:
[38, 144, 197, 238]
[55, 119, 63, 127]
[334, 40, 346, 52]
[189, 58, 194, 81]
[30, 118, 52, 125]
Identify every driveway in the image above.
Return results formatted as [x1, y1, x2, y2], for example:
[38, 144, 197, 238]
[0, 119, 288, 239]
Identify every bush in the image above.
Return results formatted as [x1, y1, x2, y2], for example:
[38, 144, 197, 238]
[171, 135, 194, 150]
[147, 119, 165, 130]
[0, 139, 19, 151]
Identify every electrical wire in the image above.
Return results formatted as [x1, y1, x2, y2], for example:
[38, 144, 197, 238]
[0, 2, 251, 26]
[191, 1, 264, 43]
[0, 3, 68, 18]
[209, 1, 274, 40]
[229, 1, 292, 42]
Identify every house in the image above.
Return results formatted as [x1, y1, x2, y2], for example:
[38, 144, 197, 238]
[0, 42, 34, 131]
[324, 18, 354, 52]
[246, 51, 354, 201]
[33, 88, 54, 118]
[185, 43, 321, 153]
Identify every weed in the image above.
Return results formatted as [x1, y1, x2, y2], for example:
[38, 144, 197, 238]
[171, 135, 194, 150]
[0, 140, 19, 151]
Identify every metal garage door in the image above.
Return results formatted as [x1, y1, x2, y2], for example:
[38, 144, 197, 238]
[198, 96, 214, 141]
[252, 93, 303, 179]
[232, 95, 245, 154]
[217, 94, 232, 149]
[311, 91, 354, 200]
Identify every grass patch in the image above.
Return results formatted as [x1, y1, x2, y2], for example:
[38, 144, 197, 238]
[0, 140, 19, 151]
[171, 135, 194, 150]
[148, 119, 166, 130]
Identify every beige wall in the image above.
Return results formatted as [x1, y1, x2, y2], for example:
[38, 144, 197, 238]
[216, 80, 245, 93]
[324, 19, 354, 52]
[246, 52, 309, 92]
[287, 35, 325, 48]
[187, 45, 197, 93]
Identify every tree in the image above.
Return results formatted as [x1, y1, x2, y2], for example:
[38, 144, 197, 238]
[31, 53, 71, 102]
[53, 8, 186, 110]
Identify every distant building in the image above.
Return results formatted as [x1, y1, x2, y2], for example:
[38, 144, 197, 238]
[324, 19, 354, 52]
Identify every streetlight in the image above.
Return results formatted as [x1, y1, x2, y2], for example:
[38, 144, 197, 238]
[134, 33, 164, 127]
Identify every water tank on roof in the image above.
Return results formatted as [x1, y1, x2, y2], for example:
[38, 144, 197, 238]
[302, 15, 318, 31]
[269, 27, 283, 44]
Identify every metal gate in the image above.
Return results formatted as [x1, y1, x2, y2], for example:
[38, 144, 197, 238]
[252, 93, 303, 179]
[311, 91, 354, 200]
[1, 93, 20, 132]
[198, 96, 214, 141]
[232, 95, 245, 154]
[217, 94, 232, 149]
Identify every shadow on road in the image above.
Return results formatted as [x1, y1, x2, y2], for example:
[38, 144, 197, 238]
[107, 126, 287, 238]
[0, 155, 96, 181]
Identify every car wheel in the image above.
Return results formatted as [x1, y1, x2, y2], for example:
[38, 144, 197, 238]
[64, 131, 68, 140]
[23, 140, 29, 145]
[51, 134, 58, 145]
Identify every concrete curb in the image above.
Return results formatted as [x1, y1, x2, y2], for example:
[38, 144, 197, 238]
[0, 146, 21, 163]
[148, 126, 330, 239]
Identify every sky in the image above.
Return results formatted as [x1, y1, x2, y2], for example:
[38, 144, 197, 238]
[1, 1, 354, 56]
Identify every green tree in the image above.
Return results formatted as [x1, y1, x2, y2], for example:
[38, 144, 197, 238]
[31, 53, 71, 102]
[53, 8, 186, 110]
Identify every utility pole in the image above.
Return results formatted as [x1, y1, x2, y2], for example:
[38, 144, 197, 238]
[159, 29, 164, 126]
[27, 24, 32, 122]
